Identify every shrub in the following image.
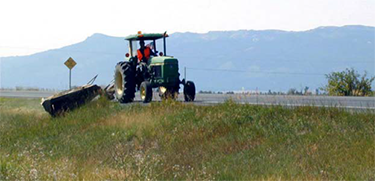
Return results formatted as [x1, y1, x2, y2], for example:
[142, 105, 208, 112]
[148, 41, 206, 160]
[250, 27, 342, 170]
[323, 68, 374, 96]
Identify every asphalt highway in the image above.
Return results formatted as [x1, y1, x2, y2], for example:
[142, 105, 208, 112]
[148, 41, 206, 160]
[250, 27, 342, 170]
[0, 90, 59, 98]
[1, 90, 374, 110]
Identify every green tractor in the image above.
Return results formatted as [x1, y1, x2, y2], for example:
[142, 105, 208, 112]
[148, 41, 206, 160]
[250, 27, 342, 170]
[114, 32, 195, 103]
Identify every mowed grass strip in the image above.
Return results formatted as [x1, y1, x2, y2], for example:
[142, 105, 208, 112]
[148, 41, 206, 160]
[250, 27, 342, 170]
[0, 97, 374, 180]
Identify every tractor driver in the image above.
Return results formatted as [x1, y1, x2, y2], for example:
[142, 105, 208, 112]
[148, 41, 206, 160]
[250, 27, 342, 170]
[137, 40, 155, 63]
[147, 42, 157, 56]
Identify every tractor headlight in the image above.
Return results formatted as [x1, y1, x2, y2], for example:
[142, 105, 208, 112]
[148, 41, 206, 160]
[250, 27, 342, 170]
[159, 86, 167, 94]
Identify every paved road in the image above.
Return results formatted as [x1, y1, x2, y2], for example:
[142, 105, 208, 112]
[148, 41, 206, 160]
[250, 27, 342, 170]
[0, 90, 59, 98]
[1, 90, 374, 110]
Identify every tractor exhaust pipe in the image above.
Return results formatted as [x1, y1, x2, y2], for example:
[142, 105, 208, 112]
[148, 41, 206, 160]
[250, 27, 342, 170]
[163, 31, 167, 56]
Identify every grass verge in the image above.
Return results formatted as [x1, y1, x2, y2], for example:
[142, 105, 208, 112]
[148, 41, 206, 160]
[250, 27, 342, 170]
[0, 97, 374, 180]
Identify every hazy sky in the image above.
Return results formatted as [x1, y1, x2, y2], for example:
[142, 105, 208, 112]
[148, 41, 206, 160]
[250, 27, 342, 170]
[0, 0, 374, 57]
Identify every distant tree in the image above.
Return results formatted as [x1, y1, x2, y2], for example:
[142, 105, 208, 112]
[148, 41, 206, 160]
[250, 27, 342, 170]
[287, 88, 297, 95]
[323, 68, 374, 96]
[304, 86, 309, 95]
[199, 90, 214, 94]
[315, 89, 319, 95]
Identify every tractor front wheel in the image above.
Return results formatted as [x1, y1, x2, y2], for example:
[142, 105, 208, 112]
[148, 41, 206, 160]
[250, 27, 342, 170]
[184, 81, 195, 102]
[140, 81, 152, 103]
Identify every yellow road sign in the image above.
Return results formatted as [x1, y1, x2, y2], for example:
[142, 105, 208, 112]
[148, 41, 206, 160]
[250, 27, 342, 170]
[64, 57, 77, 69]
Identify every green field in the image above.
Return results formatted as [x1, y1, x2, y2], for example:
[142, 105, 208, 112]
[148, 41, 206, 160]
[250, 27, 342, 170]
[0, 97, 374, 180]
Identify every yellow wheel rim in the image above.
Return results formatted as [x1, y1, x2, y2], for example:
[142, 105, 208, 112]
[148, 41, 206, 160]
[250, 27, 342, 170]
[141, 86, 146, 100]
[115, 71, 123, 95]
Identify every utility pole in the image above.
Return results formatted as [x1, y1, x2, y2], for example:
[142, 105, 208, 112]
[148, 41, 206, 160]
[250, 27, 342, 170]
[184, 67, 186, 81]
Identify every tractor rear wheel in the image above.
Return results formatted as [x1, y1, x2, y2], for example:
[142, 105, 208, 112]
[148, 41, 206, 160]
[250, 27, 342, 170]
[140, 81, 152, 103]
[184, 81, 195, 102]
[114, 62, 135, 103]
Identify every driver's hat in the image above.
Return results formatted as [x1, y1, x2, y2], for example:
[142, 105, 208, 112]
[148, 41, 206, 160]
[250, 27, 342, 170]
[146, 42, 153, 48]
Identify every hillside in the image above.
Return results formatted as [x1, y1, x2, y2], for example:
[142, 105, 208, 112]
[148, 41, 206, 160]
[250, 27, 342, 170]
[0, 97, 374, 179]
[1, 25, 374, 91]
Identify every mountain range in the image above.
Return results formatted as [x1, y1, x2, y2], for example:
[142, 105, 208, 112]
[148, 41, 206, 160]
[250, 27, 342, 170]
[1, 25, 374, 92]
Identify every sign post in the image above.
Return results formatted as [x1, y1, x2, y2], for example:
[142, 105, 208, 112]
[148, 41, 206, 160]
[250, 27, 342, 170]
[64, 57, 77, 90]
[69, 69, 71, 89]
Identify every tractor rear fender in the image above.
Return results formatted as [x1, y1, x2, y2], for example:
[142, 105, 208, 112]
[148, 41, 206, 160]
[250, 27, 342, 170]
[180, 79, 186, 85]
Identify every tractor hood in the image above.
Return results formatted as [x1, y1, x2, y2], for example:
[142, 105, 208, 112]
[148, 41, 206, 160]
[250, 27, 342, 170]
[148, 56, 180, 87]
[150, 56, 178, 64]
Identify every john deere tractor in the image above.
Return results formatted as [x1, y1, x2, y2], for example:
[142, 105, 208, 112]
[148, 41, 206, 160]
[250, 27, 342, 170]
[114, 32, 195, 103]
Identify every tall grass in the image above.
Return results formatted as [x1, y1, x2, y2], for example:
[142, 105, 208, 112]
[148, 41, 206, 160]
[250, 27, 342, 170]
[0, 97, 374, 180]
